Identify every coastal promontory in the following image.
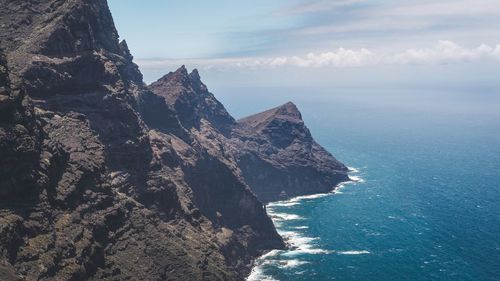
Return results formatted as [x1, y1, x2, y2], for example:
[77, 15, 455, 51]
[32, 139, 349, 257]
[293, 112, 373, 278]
[0, 0, 348, 280]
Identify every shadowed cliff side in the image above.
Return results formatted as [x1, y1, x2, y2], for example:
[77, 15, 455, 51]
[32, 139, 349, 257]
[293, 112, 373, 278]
[232, 102, 350, 202]
[149, 70, 350, 204]
[0, 0, 283, 280]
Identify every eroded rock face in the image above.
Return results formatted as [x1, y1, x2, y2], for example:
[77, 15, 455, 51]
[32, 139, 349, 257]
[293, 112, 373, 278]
[148, 70, 350, 204]
[149, 66, 236, 135]
[232, 103, 350, 203]
[1, 0, 348, 279]
[149, 70, 350, 204]
[0, 0, 283, 280]
[0, 50, 40, 203]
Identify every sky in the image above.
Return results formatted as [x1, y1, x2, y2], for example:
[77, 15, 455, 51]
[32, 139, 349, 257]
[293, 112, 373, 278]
[107, 0, 500, 91]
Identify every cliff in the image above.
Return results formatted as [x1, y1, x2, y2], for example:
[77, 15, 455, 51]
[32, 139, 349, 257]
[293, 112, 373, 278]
[148, 71, 350, 204]
[0, 0, 282, 280]
[231, 102, 349, 202]
[0, 0, 347, 280]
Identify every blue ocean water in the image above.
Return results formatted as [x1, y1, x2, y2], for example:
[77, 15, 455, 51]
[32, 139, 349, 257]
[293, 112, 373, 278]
[215, 87, 500, 281]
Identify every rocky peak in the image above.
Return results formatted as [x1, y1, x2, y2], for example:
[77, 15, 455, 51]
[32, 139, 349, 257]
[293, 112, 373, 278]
[189, 68, 201, 81]
[151, 65, 204, 90]
[189, 68, 208, 93]
[275, 101, 302, 120]
[0, 0, 121, 56]
[237, 102, 306, 137]
[0, 0, 148, 99]
[172, 65, 190, 80]
[149, 66, 235, 133]
[232, 101, 349, 202]
[119, 40, 134, 62]
[0, 0, 350, 279]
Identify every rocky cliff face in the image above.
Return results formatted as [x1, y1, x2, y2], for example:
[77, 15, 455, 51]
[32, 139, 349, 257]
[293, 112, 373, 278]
[0, 1, 282, 280]
[231, 102, 350, 202]
[148, 66, 235, 135]
[0, 0, 347, 280]
[148, 71, 350, 204]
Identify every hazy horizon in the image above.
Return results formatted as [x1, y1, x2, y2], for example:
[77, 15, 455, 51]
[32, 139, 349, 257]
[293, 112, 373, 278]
[108, 0, 500, 96]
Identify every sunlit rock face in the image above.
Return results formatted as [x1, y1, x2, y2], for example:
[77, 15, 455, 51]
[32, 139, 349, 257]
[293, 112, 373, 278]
[0, 0, 346, 280]
[0, 1, 282, 280]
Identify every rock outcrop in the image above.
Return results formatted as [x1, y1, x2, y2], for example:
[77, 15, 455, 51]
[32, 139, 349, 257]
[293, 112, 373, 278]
[0, 1, 282, 280]
[231, 102, 349, 202]
[0, 0, 348, 280]
[148, 70, 350, 204]
[148, 66, 235, 135]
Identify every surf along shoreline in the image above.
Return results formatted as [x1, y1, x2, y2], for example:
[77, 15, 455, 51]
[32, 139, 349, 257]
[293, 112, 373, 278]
[246, 167, 365, 281]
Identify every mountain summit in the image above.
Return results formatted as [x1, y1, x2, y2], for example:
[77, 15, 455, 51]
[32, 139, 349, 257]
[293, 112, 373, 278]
[232, 102, 349, 202]
[0, 0, 348, 280]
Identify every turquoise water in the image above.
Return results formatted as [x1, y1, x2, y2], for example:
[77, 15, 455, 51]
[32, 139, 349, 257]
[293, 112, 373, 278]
[215, 87, 500, 281]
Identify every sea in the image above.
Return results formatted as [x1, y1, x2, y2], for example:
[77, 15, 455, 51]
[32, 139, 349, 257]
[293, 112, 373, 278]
[214, 86, 500, 281]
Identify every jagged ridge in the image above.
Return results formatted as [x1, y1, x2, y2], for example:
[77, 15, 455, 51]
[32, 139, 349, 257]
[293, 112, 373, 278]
[0, 1, 282, 280]
[0, 0, 348, 280]
[148, 68, 350, 203]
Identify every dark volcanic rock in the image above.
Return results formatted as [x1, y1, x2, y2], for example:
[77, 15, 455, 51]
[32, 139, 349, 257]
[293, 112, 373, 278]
[1, 0, 348, 279]
[0, 50, 40, 203]
[149, 66, 236, 135]
[148, 70, 349, 204]
[0, 1, 283, 280]
[231, 102, 350, 202]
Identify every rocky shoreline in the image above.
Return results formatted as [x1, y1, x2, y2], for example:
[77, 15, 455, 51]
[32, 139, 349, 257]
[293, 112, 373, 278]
[0, 0, 348, 280]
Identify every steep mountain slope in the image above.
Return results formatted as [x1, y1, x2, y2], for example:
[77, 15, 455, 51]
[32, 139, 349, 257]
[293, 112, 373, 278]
[148, 70, 350, 204]
[232, 102, 350, 202]
[149, 66, 235, 135]
[0, 0, 349, 280]
[0, 0, 282, 280]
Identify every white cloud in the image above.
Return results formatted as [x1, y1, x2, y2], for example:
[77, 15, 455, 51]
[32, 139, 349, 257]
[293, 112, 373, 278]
[386, 0, 500, 17]
[290, 48, 376, 67]
[136, 41, 500, 71]
[275, 0, 500, 55]
[391, 41, 495, 64]
[279, 0, 365, 15]
[493, 45, 500, 59]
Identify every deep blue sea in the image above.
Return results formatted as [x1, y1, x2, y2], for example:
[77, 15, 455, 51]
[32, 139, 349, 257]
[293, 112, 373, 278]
[214, 86, 500, 281]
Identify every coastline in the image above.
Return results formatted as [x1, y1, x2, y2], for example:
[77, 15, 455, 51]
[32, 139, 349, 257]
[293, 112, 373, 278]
[246, 167, 364, 281]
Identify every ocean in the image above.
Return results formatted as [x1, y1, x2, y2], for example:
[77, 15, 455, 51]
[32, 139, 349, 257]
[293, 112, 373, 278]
[214, 86, 500, 281]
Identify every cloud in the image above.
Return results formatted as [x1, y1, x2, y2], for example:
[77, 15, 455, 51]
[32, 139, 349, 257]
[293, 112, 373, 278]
[289, 48, 376, 67]
[386, 0, 500, 17]
[391, 41, 495, 64]
[279, 0, 365, 15]
[493, 45, 500, 59]
[251, 0, 500, 58]
[136, 41, 500, 71]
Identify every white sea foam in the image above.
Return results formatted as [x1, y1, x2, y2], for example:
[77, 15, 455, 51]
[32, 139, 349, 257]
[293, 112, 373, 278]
[347, 166, 365, 184]
[349, 175, 365, 183]
[279, 230, 331, 256]
[348, 166, 360, 173]
[269, 201, 300, 207]
[270, 213, 305, 221]
[246, 251, 283, 281]
[247, 263, 279, 281]
[278, 260, 310, 268]
[294, 193, 331, 200]
[260, 249, 283, 259]
[271, 193, 332, 206]
[293, 226, 309, 229]
[333, 183, 347, 194]
[285, 248, 332, 256]
[267, 167, 364, 208]
[248, 165, 367, 280]
[337, 250, 371, 255]
[280, 231, 318, 244]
